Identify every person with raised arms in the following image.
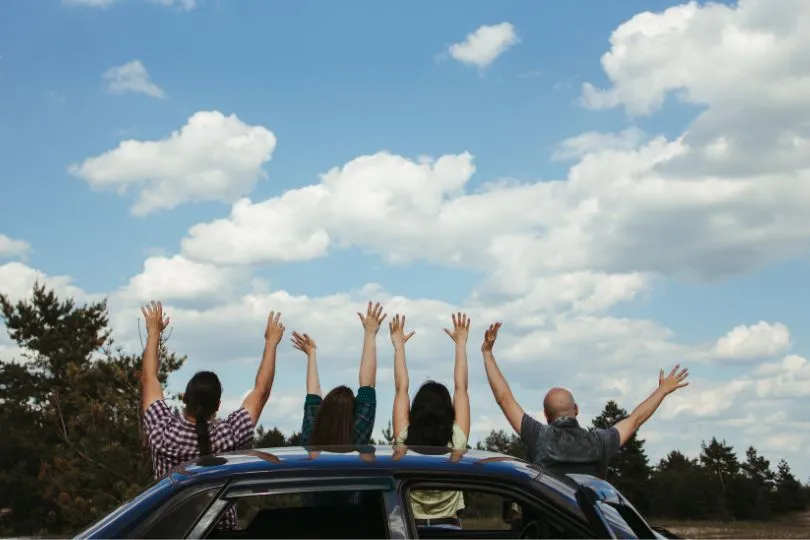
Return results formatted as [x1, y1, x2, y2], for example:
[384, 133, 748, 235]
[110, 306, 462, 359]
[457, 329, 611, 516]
[481, 321, 689, 479]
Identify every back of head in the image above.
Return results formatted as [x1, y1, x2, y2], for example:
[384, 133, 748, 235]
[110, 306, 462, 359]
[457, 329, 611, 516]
[184, 371, 222, 455]
[310, 385, 355, 446]
[543, 387, 578, 423]
[404, 380, 454, 447]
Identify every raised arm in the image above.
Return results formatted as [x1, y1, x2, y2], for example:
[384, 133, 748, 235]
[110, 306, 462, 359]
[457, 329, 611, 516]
[140, 301, 170, 412]
[444, 312, 471, 438]
[291, 332, 320, 396]
[357, 301, 387, 388]
[482, 322, 525, 434]
[242, 312, 285, 424]
[389, 314, 415, 437]
[613, 365, 689, 446]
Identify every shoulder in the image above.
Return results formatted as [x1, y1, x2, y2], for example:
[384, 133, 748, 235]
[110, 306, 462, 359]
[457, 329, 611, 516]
[589, 426, 621, 449]
[144, 399, 175, 425]
[520, 413, 546, 439]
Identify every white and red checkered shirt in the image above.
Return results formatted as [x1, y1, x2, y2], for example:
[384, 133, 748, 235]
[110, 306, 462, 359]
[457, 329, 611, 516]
[143, 400, 255, 530]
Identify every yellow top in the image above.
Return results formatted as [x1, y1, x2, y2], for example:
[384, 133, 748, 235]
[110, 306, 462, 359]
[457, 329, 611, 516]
[396, 423, 468, 519]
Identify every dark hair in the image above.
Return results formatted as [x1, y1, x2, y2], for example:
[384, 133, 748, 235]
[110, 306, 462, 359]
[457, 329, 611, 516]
[404, 380, 454, 447]
[184, 371, 222, 456]
[310, 386, 355, 446]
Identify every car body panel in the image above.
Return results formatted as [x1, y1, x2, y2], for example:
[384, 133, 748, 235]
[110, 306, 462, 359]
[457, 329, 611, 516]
[74, 445, 667, 540]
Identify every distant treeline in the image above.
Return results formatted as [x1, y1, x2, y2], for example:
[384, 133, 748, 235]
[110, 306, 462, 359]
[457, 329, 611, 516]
[0, 286, 807, 536]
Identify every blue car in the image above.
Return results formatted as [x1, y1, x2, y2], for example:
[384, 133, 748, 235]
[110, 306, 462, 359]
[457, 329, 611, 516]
[75, 446, 678, 539]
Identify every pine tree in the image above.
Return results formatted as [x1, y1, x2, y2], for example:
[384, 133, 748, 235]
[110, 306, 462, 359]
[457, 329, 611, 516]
[699, 437, 740, 521]
[773, 459, 806, 512]
[381, 420, 395, 444]
[592, 401, 652, 513]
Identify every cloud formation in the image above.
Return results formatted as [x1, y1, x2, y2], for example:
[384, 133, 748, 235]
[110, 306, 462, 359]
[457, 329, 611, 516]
[68, 111, 277, 215]
[102, 60, 165, 99]
[447, 22, 519, 69]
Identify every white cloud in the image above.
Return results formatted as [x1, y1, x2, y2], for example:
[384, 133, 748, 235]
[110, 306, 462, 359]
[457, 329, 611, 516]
[754, 355, 810, 399]
[712, 321, 792, 361]
[0, 262, 97, 305]
[68, 111, 277, 215]
[448, 22, 519, 69]
[118, 255, 249, 303]
[0, 234, 30, 259]
[102, 60, 165, 99]
[552, 127, 646, 161]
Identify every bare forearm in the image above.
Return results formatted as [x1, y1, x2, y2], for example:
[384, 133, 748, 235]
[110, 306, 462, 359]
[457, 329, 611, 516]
[306, 353, 321, 396]
[483, 350, 511, 403]
[394, 344, 409, 393]
[254, 340, 278, 393]
[453, 343, 468, 391]
[141, 333, 161, 379]
[627, 387, 667, 429]
[359, 332, 377, 387]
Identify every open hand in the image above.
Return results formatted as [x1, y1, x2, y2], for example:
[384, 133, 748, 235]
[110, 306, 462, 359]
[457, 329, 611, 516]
[444, 312, 471, 345]
[358, 301, 387, 335]
[389, 314, 415, 348]
[264, 311, 285, 345]
[481, 322, 502, 352]
[659, 364, 689, 395]
[141, 301, 170, 336]
[290, 331, 316, 355]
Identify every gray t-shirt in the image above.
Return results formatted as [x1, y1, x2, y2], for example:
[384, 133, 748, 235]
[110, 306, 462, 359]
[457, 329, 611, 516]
[520, 414, 621, 479]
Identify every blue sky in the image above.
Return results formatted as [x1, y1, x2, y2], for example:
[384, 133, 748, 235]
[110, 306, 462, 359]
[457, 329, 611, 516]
[2, 0, 810, 481]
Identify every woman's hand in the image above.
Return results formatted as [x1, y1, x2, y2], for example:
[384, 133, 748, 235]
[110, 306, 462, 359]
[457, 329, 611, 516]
[389, 314, 415, 348]
[291, 331, 317, 356]
[444, 312, 471, 345]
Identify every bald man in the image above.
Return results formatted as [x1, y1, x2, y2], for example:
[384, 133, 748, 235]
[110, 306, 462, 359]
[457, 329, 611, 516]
[480, 322, 689, 479]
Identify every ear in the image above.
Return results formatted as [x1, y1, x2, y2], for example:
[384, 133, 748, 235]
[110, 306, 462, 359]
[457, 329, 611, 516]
[543, 410, 550, 423]
[574, 403, 579, 416]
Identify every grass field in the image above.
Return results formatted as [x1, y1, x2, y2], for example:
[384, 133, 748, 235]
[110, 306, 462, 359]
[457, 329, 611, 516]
[462, 512, 810, 538]
[653, 512, 810, 539]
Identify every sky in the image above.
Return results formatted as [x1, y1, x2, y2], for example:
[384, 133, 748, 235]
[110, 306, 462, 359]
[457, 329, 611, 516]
[1, 0, 810, 481]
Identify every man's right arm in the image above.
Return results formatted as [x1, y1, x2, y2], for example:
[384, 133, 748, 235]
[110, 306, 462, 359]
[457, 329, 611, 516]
[613, 364, 689, 447]
[483, 349, 525, 435]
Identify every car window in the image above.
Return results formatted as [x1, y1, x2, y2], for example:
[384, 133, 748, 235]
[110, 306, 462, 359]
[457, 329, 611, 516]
[135, 486, 219, 539]
[402, 482, 589, 539]
[203, 487, 390, 539]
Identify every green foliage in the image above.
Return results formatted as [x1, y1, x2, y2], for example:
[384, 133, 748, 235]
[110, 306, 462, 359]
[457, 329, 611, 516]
[0, 284, 184, 536]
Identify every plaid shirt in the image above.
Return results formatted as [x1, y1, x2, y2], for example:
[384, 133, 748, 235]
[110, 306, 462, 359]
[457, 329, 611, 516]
[301, 386, 376, 445]
[143, 400, 255, 530]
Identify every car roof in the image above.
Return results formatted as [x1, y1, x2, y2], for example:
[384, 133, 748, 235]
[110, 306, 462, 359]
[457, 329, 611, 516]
[165, 445, 587, 511]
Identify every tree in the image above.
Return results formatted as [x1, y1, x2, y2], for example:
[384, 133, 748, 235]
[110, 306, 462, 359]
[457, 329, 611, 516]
[773, 459, 807, 513]
[255, 426, 287, 448]
[0, 284, 184, 536]
[475, 429, 527, 459]
[592, 401, 652, 513]
[699, 437, 740, 521]
[381, 420, 395, 444]
[738, 446, 775, 519]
